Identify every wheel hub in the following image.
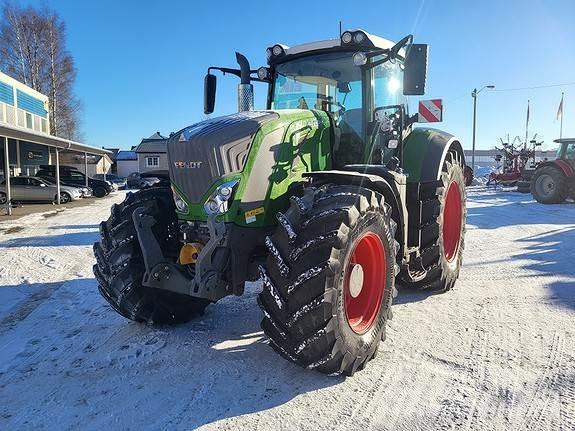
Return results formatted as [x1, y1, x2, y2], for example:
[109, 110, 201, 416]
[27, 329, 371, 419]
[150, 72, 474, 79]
[348, 264, 364, 298]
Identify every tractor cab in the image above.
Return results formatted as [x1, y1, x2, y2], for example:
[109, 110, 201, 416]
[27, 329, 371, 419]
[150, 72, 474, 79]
[555, 138, 575, 165]
[205, 30, 429, 171]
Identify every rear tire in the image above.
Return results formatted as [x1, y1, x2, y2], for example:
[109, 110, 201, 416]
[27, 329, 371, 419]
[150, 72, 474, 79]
[0, 192, 6, 204]
[93, 186, 210, 324]
[259, 185, 397, 376]
[530, 166, 568, 204]
[401, 150, 467, 293]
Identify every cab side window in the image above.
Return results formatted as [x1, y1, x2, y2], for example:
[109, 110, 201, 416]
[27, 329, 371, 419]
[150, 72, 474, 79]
[564, 144, 575, 160]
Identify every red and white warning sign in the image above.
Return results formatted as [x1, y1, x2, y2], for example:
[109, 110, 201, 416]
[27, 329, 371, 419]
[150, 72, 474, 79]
[418, 99, 443, 123]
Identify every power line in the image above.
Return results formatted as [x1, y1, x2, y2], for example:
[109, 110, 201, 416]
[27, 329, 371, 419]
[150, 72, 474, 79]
[492, 82, 575, 92]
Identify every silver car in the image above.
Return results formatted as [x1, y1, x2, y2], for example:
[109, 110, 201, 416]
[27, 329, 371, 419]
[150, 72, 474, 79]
[0, 176, 82, 204]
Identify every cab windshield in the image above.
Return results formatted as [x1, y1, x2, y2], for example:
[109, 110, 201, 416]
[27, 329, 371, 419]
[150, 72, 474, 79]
[271, 51, 404, 165]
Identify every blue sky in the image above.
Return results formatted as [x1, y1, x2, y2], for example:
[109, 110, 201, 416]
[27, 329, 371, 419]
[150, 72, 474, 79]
[18, 0, 575, 151]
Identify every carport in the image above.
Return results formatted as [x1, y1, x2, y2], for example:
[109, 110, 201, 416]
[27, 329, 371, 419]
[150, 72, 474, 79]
[1, 123, 111, 215]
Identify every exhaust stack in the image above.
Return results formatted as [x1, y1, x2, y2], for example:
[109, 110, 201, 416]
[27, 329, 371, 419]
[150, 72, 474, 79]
[235, 52, 253, 112]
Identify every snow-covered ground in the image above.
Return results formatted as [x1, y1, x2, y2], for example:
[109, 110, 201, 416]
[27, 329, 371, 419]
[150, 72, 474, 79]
[0, 189, 574, 431]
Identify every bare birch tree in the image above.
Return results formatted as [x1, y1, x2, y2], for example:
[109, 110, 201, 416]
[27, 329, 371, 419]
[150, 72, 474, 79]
[0, 3, 81, 140]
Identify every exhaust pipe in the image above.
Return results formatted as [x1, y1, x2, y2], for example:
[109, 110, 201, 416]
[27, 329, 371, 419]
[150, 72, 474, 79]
[235, 52, 253, 112]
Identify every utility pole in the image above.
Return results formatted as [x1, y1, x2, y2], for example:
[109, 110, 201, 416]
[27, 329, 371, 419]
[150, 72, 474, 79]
[3, 137, 11, 215]
[471, 85, 495, 172]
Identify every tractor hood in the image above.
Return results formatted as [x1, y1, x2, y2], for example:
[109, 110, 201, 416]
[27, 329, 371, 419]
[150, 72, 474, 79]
[167, 111, 278, 203]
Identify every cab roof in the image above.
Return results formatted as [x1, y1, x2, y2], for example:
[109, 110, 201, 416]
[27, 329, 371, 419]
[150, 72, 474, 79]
[268, 30, 396, 65]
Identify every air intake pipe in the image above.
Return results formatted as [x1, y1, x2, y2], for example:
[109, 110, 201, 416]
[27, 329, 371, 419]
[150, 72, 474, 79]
[236, 52, 253, 112]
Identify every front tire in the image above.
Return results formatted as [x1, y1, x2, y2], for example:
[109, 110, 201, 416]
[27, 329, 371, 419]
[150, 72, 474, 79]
[0, 192, 6, 205]
[530, 166, 568, 204]
[259, 185, 397, 376]
[93, 186, 210, 324]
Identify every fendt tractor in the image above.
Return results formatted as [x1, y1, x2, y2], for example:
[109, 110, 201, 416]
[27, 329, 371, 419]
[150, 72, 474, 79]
[530, 138, 575, 204]
[94, 30, 467, 376]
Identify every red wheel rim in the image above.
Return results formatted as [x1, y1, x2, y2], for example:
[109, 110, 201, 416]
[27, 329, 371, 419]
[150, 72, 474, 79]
[443, 181, 463, 262]
[343, 232, 386, 334]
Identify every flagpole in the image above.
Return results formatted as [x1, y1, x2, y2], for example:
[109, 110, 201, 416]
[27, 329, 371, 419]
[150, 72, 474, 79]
[525, 99, 529, 151]
[560, 92, 564, 139]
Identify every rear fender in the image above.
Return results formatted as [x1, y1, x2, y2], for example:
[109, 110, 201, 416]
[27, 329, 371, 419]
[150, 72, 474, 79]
[403, 128, 465, 183]
[538, 160, 575, 177]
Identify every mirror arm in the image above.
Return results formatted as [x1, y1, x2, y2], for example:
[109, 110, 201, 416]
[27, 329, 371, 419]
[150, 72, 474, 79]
[207, 66, 242, 79]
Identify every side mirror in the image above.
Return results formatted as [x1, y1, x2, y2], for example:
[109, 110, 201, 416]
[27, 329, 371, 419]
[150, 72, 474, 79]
[204, 73, 217, 114]
[40, 183, 46, 187]
[403, 44, 428, 95]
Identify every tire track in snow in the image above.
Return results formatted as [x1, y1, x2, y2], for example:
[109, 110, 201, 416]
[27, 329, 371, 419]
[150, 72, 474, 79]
[558, 353, 575, 431]
[517, 332, 564, 431]
[434, 299, 491, 430]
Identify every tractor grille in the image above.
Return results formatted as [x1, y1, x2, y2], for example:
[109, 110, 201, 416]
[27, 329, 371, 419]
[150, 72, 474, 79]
[167, 111, 278, 203]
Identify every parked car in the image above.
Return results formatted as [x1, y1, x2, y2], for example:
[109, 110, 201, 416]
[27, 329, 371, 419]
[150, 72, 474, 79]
[126, 172, 160, 189]
[40, 176, 93, 198]
[36, 165, 113, 198]
[0, 176, 82, 204]
[94, 174, 127, 190]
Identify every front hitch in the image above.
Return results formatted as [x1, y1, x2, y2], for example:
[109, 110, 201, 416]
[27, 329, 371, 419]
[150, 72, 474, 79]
[132, 206, 231, 302]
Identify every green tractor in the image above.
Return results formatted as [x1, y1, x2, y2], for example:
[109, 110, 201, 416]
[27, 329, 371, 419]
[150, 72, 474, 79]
[93, 30, 466, 376]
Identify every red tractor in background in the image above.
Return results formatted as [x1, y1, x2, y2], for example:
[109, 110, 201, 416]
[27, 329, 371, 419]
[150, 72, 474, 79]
[530, 138, 575, 204]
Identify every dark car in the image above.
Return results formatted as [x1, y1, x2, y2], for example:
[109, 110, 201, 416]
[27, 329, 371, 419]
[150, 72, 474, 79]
[94, 173, 127, 189]
[126, 172, 160, 189]
[36, 165, 113, 198]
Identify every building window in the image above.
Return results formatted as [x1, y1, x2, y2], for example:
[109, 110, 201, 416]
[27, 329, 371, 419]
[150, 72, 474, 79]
[146, 156, 159, 167]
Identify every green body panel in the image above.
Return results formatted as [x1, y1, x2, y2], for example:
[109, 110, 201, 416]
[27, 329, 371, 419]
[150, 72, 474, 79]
[175, 109, 332, 227]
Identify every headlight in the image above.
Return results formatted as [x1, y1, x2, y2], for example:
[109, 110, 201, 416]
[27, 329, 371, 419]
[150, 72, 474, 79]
[257, 66, 269, 81]
[353, 31, 366, 43]
[172, 187, 189, 213]
[341, 31, 353, 44]
[204, 179, 240, 215]
[353, 52, 368, 66]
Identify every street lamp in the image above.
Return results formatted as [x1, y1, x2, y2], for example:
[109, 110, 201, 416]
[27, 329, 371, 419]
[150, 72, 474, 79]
[471, 85, 495, 172]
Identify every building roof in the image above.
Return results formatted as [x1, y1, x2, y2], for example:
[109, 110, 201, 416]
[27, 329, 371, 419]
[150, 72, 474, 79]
[58, 151, 114, 165]
[0, 122, 111, 156]
[134, 132, 168, 154]
[104, 147, 120, 160]
[135, 141, 166, 153]
[147, 132, 167, 140]
[116, 150, 137, 161]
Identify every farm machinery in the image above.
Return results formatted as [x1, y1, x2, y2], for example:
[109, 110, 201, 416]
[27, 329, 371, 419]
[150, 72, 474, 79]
[487, 138, 536, 187]
[93, 30, 467, 375]
[530, 138, 575, 203]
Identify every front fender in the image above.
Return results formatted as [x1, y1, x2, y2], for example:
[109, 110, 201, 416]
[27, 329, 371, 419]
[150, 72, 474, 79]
[403, 128, 465, 183]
